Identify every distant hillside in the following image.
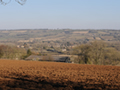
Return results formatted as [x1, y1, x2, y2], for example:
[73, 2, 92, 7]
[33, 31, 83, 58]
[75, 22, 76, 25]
[0, 29, 120, 43]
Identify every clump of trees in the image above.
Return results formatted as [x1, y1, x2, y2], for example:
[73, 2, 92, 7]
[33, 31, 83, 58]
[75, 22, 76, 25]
[73, 41, 120, 65]
[27, 49, 32, 56]
[22, 49, 32, 59]
[0, 45, 27, 60]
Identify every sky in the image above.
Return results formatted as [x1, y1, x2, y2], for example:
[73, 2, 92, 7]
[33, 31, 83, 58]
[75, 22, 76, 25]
[0, 0, 120, 29]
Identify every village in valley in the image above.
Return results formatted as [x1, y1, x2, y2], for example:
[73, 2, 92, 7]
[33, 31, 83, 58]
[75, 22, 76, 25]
[0, 29, 120, 65]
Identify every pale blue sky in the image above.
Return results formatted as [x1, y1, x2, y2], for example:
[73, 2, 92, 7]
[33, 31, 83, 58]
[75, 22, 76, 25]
[0, 0, 120, 29]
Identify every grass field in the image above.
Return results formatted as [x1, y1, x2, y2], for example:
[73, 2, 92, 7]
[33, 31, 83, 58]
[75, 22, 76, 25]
[0, 60, 120, 90]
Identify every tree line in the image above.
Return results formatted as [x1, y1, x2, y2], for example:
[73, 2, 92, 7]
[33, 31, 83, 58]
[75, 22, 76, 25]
[72, 41, 120, 65]
[0, 45, 28, 60]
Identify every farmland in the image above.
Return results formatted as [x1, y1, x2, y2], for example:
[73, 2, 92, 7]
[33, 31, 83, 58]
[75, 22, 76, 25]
[0, 60, 120, 90]
[1, 29, 120, 57]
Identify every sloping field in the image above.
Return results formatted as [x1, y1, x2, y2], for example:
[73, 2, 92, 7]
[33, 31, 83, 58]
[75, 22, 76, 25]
[0, 60, 120, 90]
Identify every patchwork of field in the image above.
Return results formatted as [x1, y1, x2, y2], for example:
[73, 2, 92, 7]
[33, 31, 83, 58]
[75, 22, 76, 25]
[72, 31, 88, 34]
[0, 60, 120, 90]
[0, 29, 120, 42]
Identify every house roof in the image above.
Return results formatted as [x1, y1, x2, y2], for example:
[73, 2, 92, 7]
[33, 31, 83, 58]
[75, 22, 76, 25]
[25, 55, 70, 62]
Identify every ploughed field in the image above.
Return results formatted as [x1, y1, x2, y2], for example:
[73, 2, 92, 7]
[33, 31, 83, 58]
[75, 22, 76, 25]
[0, 60, 120, 90]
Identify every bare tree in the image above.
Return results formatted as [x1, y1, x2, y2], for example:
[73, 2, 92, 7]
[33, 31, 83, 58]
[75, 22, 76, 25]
[73, 41, 107, 64]
[0, 0, 27, 5]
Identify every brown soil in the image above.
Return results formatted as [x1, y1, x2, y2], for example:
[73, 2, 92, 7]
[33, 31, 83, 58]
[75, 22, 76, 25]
[0, 60, 120, 90]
